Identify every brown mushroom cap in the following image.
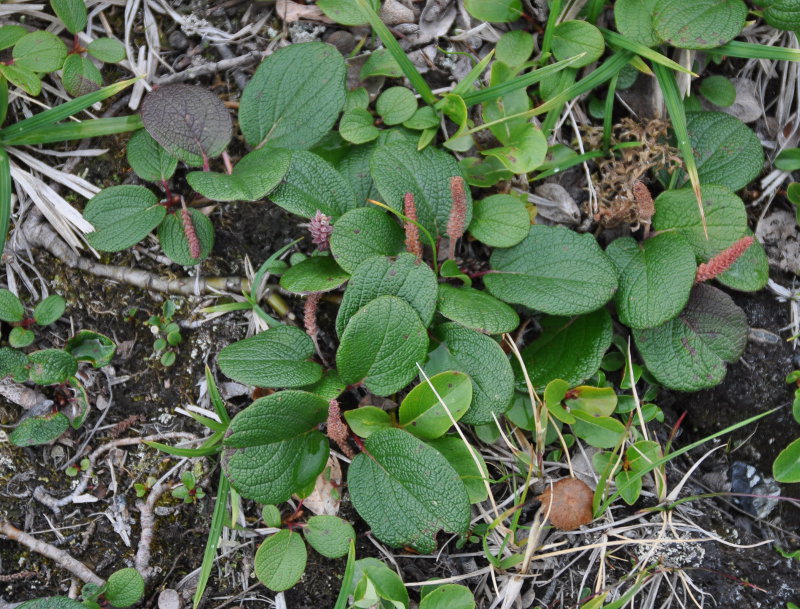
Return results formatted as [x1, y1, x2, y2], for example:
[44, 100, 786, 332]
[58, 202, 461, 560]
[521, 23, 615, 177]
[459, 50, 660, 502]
[537, 477, 594, 531]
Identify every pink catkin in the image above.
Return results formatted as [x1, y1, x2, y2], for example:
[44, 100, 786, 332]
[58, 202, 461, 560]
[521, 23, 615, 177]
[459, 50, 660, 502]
[404, 192, 423, 260]
[327, 400, 354, 458]
[695, 236, 754, 283]
[304, 292, 321, 338]
[447, 176, 467, 259]
[309, 210, 334, 251]
[181, 207, 201, 259]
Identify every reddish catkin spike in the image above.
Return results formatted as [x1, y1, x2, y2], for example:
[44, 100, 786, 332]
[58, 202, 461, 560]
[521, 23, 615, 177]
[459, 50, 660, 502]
[304, 292, 321, 338]
[327, 399, 354, 458]
[181, 205, 201, 259]
[695, 236, 754, 283]
[447, 176, 467, 259]
[404, 192, 423, 260]
[309, 210, 334, 250]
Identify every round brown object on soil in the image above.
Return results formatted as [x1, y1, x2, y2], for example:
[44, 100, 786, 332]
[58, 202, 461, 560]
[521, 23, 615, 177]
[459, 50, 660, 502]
[537, 477, 594, 531]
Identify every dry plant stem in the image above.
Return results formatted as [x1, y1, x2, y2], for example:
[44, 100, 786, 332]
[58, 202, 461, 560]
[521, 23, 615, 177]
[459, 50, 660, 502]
[0, 520, 103, 586]
[34, 432, 197, 513]
[153, 49, 266, 85]
[503, 335, 545, 472]
[134, 479, 171, 578]
[21, 213, 246, 296]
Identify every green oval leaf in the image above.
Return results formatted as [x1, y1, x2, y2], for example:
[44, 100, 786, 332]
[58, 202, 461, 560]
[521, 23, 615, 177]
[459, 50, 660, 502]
[13, 31, 67, 73]
[336, 252, 438, 336]
[9, 327, 34, 348]
[337, 295, 429, 396]
[254, 530, 308, 592]
[340, 108, 380, 144]
[270, 150, 358, 219]
[0, 64, 41, 96]
[141, 84, 232, 165]
[614, 0, 662, 47]
[428, 323, 514, 425]
[552, 21, 605, 68]
[317, 0, 375, 25]
[419, 584, 476, 609]
[756, 0, 800, 30]
[126, 129, 178, 183]
[371, 140, 472, 239]
[633, 283, 747, 391]
[426, 436, 489, 504]
[0, 346, 29, 381]
[360, 48, 403, 79]
[0, 288, 24, 322]
[50, 0, 88, 34]
[496, 31, 534, 68]
[773, 438, 800, 483]
[468, 194, 530, 248]
[84, 185, 166, 252]
[223, 391, 329, 503]
[606, 233, 696, 329]
[61, 54, 101, 97]
[486, 225, 618, 316]
[303, 515, 356, 558]
[399, 371, 472, 440]
[699, 75, 736, 107]
[10, 412, 69, 447]
[482, 123, 547, 174]
[28, 349, 77, 385]
[571, 411, 627, 448]
[64, 330, 116, 368]
[104, 568, 145, 608]
[519, 308, 613, 388]
[33, 294, 66, 326]
[240, 42, 345, 149]
[348, 428, 470, 553]
[436, 284, 519, 335]
[464, 0, 522, 22]
[218, 325, 323, 388]
[652, 185, 748, 259]
[683, 111, 763, 190]
[344, 405, 392, 438]
[329, 207, 406, 273]
[0, 25, 27, 51]
[376, 86, 417, 126]
[280, 256, 349, 294]
[86, 37, 125, 63]
[17, 598, 85, 609]
[653, 0, 746, 49]
[158, 208, 214, 266]
[187, 147, 291, 202]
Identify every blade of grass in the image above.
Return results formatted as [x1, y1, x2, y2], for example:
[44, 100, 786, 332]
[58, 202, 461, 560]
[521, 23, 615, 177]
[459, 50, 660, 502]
[4, 115, 142, 146]
[595, 406, 779, 515]
[353, 0, 436, 106]
[603, 74, 618, 152]
[652, 62, 706, 238]
[539, 0, 562, 61]
[0, 78, 8, 127]
[462, 51, 634, 138]
[333, 540, 357, 609]
[601, 29, 697, 76]
[0, 148, 10, 258]
[0, 77, 139, 143]
[450, 49, 494, 98]
[193, 472, 231, 609]
[715, 40, 800, 62]
[145, 440, 222, 458]
[205, 365, 230, 427]
[461, 54, 585, 107]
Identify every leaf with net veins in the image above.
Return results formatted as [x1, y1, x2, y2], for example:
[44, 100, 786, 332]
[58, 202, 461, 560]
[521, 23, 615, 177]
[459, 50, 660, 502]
[141, 84, 232, 166]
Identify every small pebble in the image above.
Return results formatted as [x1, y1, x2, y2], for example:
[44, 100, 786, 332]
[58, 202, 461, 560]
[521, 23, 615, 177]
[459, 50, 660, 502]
[381, 0, 415, 25]
[168, 30, 189, 51]
[324, 30, 356, 55]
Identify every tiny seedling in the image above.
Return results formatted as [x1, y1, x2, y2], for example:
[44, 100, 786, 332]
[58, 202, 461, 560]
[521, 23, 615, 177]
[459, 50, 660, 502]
[144, 300, 183, 367]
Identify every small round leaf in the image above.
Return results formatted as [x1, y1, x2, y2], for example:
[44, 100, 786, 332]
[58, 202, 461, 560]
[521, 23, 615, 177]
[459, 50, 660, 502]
[399, 371, 472, 439]
[127, 129, 178, 183]
[9, 327, 35, 348]
[699, 75, 736, 107]
[279, 256, 349, 294]
[468, 194, 529, 247]
[33, 294, 66, 326]
[376, 86, 417, 126]
[653, 0, 746, 49]
[13, 31, 67, 72]
[254, 530, 307, 592]
[552, 21, 605, 68]
[0, 288, 24, 322]
[86, 37, 125, 63]
[157, 209, 214, 266]
[104, 568, 145, 608]
[303, 515, 355, 558]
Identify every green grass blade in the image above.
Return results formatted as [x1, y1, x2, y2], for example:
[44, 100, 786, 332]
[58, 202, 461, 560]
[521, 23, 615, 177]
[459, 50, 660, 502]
[353, 0, 436, 106]
[539, 0, 561, 60]
[464, 51, 633, 138]
[603, 74, 618, 151]
[193, 472, 231, 609]
[0, 77, 138, 143]
[0, 148, 10, 258]
[461, 54, 585, 107]
[205, 365, 230, 426]
[250, 238, 302, 302]
[652, 62, 706, 237]
[533, 142, 641, 180]
[144, 440, 221, 458]
[4, 115, 142, 146]
[333, 540, 357, 609]
[601, 29, 697, 76]
[715, 40, 800, 62]
[451, 50, 494, 98]
[0, 77, 8, 127]
[596, 407, 779, 515]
